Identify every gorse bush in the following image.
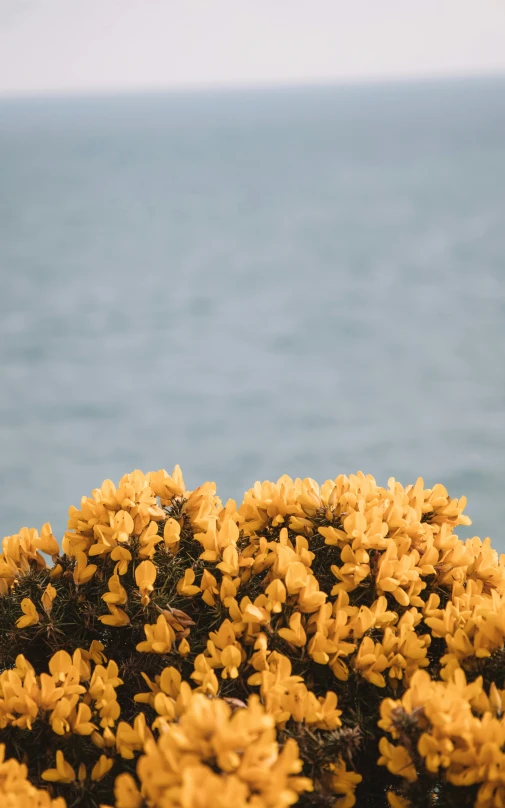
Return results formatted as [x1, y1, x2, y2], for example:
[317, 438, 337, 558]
[0, 469, 504, 808]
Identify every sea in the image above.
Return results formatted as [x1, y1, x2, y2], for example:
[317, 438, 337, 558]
[0, 77, 504, 549]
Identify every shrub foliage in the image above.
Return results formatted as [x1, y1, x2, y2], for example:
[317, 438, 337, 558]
[1, 468, 504, 808]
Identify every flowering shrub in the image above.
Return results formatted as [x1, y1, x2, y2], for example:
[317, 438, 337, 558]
[0, 468, 503, 807]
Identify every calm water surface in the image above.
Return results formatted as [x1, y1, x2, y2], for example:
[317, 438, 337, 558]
[0, 78, 504, 546]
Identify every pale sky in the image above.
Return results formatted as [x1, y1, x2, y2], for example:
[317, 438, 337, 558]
[1, 0, 505, 96]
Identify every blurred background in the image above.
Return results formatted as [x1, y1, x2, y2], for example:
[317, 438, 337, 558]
[0, 1, 504, 545]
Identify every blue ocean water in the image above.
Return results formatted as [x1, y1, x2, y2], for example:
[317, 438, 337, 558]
[0, 77, 504, 547]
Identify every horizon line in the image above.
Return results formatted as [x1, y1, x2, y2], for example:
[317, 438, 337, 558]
[1, 67, 505, 102]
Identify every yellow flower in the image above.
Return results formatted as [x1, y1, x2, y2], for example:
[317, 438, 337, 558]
[41, 750, 76, 783]
[49, 563, 63, 580]
[49, 650, 73, 680]
[38, 672, 62, 711]
[297, 575, 327, 612]
[91, 754, 114, 781]
[200, 568, 219, 606]
[378, 738, 417, 782]
[177, 568, 200, 597]
[178, 637, 191, 657]
[278, 612, 307, 648]
[150, 465, 186, 504]
[110, 546, 132, 575]
[285, 561, 309, 594]
[99, 604, 130, 627]
[139, 520, 162, 558]
[304, 690, 342, 730]
[135, 559, 157, 606]
[16, 597, 39, 628]
[71, 702, 96, 735]
[49, 697, 74, 735]
[220, 645, 242, 679]
[136, 615, 175, 654]
[113, 772, 143, 808]
[94, 683, 121, 728]
[37, 522, 60, 556]
[163, 517, 181, 548]
[41, 583, 57, 615]
[326, 757, 362, 808]
[115, 714, 149, 760]
[190, 654, 220, 695]
[89, 510, 135, 556]
[216, 544, 239, 577]
[353, 636, 389, 688]
[220, 575, 239, 605]
[417, 733, 454, 772]
[86, 640, 107, 664]
[102, 574, 128, 605]
[265, 579, 286, 613]
[91, 726, 116, 750]
[73, 551, 97, 585]
[159, 666, 183, 698]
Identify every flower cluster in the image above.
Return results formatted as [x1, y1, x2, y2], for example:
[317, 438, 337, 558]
[111, 692, 312, 808]
[0, 523, 59, 595]
[0, 642, 145, 796]
[0, 744, 65, 808]
[0, 467, 503, 808]
[378, 668, 505, 807]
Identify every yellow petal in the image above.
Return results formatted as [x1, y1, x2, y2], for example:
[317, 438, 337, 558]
[91, 754, 114, 781]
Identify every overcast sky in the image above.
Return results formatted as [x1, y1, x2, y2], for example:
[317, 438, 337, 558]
[1, 0, 505, 96]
